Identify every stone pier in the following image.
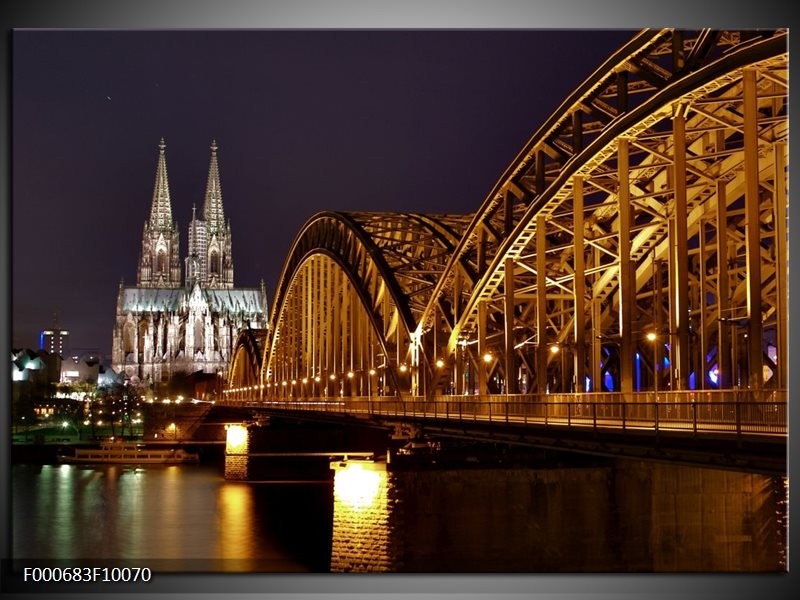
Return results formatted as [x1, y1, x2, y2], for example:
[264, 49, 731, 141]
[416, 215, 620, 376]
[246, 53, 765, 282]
[329, 459, 403, 572]
[224, 423, 250, 480]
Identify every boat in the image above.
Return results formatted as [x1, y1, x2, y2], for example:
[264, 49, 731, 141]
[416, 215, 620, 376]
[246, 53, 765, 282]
[57, 441, 199, 465]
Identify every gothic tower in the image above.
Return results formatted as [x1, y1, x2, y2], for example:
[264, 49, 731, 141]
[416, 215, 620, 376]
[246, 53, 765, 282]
[114, 138, 267, 384]
[201, 140, 234, 288]
[185, 204, 205, 288]
[137, 138, 181, 287]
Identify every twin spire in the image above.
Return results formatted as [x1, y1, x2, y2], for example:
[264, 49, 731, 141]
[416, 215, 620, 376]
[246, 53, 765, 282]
[137, 138, 234, 289]
[148, 138, 225, 231]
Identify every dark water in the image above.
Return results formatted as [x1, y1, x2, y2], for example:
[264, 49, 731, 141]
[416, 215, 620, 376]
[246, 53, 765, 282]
[11, 463, 333, 572]
[11, 459, 786, 573]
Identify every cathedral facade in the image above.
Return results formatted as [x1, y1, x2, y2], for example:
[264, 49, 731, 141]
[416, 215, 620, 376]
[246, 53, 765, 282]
[111, 139, 268, 384]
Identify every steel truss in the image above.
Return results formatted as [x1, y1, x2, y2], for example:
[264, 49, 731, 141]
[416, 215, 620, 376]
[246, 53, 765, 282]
[229, 29, 788, 403]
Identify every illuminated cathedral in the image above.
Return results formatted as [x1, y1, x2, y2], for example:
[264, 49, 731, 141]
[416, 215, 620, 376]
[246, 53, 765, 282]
[111, 139, 268, 384]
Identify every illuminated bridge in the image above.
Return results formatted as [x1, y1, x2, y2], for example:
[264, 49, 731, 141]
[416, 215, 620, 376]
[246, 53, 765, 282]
[221, 28, 787, 473]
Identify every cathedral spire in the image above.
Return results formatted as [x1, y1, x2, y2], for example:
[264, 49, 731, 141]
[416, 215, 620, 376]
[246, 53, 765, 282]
[203, 139, 225, 234]
[138, 138, 181, 288]
[149, 138, 174, 231]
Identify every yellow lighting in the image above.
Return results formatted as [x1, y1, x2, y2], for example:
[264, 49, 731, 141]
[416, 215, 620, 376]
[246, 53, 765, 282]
[334, 462, 382, 509]
[549, 344, 560, 354]
[646, 332, 657, 342]
[399, 364, 408, 373]
[315, 376, 321, 382]
[291, 379, 297, 385]
[347, 371, 354, 379]
[302, 377, 308, 384]
[330, 374, 337, 381]
[368, 369, 376, 376]
[483, 353, 492, 363]
[217, 483, 253, 558]
[435, 358, 445, 369]
[225, 424, 248, 454]
[167, 422, 176, 431]
[282, 381, 287, 386]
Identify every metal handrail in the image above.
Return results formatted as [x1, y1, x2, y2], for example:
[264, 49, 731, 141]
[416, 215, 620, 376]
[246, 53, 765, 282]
[224, 392, 787, 438]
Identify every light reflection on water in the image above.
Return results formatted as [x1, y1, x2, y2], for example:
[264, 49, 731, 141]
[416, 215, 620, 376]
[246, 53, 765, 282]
[329, 460, 787, 573]
[12, 459, 786, 573]
[12, 463, 328, 572]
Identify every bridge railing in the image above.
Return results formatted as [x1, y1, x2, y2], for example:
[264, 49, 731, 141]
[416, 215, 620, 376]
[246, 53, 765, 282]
[236, 390, 786, 437]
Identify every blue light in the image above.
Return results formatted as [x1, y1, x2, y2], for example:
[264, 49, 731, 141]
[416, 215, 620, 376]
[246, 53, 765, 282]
[604, 371, 615, 392]
[709, 364, 719, 386]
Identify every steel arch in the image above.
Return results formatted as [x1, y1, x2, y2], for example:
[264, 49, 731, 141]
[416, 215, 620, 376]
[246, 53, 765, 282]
[227, 28, 787, 405]
[423, 28, 787, 396]
[262, 210, 474, 398]
[227, 328, 267, 395]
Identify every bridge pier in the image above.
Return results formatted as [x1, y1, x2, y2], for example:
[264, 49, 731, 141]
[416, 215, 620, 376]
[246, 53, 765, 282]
[224, 423, 251, 480]
[330, 459, 402, 572]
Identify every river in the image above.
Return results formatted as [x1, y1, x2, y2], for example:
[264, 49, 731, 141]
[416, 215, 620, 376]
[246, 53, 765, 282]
[10, 457, 787, 573]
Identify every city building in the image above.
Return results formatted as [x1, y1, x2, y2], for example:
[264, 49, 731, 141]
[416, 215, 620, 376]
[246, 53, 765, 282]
[111, 139, 268, 384]
[60, 352, 102, 384]
[39, 327, 69, 357]
[11, 348, 60, 384]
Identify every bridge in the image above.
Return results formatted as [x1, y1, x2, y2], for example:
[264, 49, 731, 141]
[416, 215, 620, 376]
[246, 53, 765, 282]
[221, 29, 788, 474]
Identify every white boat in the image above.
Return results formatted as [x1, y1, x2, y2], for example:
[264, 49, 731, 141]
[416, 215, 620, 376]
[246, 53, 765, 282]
[57, 441, 199, 465]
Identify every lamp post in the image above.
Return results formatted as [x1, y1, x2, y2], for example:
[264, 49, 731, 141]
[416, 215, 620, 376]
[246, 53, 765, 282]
[368, 368, 376, 411]
[61, 419, 79, 441]
[646, 331, 658, 401]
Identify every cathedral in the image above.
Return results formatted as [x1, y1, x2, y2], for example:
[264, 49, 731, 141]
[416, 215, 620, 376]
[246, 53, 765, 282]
[111, 139, 268, 384]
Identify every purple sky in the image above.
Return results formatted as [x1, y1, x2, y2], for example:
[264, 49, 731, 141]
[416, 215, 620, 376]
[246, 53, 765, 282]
[12, 29, 634, 356]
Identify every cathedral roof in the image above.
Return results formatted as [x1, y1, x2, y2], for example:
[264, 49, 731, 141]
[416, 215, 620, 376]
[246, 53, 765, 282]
[120, 286, 265, 315]
[204, 289, 264, 313]
[121, 287, 184, 312]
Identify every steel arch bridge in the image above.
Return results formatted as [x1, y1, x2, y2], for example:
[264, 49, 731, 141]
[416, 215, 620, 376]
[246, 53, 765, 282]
[226, 28, 788, 413]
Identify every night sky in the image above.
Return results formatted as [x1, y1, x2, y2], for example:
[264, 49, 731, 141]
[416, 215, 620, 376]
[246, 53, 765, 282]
[12, 28, 635, 356]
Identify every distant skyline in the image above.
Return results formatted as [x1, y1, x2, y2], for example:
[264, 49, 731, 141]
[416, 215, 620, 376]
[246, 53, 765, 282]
[12, 29, 635, 355]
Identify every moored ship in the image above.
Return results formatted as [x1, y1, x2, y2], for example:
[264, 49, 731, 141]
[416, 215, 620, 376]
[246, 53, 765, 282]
[57, 441, 199, 465]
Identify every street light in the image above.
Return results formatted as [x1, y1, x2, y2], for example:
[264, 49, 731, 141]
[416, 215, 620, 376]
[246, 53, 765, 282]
[646, 331, 658, 400]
